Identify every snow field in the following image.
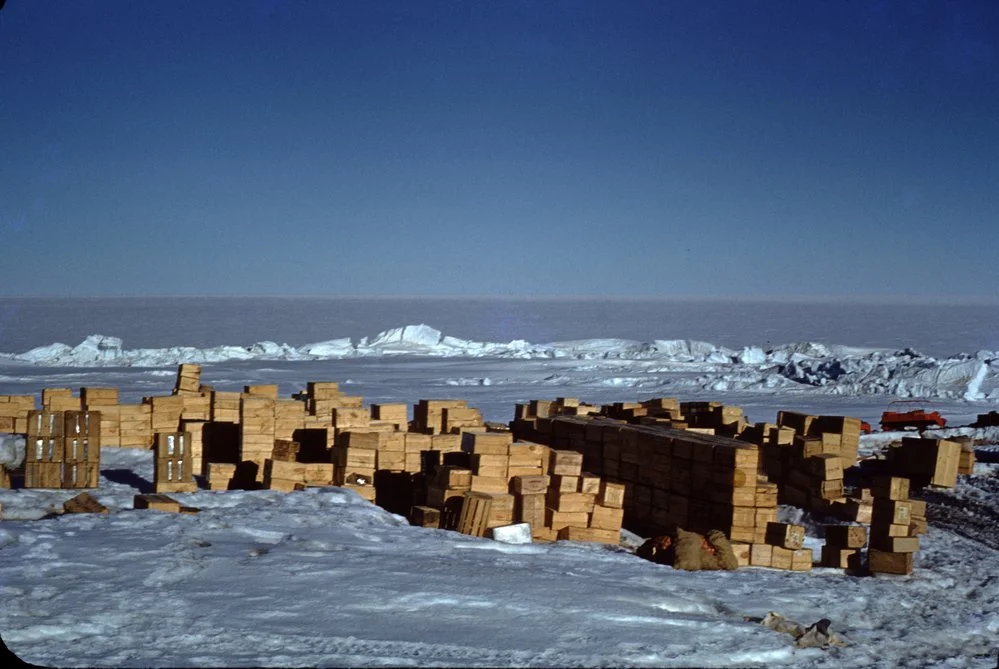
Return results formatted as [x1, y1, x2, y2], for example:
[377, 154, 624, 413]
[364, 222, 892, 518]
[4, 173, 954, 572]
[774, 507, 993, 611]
[0, 447, 997, 667]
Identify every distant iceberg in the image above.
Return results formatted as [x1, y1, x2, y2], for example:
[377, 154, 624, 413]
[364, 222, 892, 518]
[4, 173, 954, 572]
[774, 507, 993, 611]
[0, 323, 995, 401]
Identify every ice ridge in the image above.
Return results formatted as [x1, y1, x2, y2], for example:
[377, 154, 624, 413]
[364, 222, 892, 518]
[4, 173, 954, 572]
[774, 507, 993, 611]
[0, 324, 996, 401]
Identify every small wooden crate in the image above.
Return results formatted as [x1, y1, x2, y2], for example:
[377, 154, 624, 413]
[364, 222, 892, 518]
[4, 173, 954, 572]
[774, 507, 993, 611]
[457, 492, 494, 537]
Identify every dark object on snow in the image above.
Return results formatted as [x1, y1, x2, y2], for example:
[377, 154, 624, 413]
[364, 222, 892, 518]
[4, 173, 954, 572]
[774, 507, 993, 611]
[637, 527, 738, 571]
[760, 612, 848, 648]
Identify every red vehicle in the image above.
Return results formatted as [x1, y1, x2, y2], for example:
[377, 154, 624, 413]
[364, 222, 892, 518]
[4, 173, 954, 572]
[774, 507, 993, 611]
[879, 400, 947, 431]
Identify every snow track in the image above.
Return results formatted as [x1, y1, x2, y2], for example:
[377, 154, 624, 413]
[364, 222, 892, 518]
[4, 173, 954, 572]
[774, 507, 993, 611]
[922, 471, 999, 551]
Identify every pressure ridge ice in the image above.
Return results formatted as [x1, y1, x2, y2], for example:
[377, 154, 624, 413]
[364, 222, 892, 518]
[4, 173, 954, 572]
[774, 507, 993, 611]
[1, 324, 996, 401]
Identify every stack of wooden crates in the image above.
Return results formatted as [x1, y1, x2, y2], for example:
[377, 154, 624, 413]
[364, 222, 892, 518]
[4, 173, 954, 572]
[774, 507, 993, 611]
[24, 410, 101, 489]
[413, 430, 626, 544]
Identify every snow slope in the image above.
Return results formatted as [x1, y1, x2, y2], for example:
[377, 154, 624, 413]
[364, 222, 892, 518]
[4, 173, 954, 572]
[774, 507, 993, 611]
[3, 325, 997, 401]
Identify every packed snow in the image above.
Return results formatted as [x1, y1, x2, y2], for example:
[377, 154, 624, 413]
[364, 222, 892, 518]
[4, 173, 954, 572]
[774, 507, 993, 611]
[0, 446, 997, 667]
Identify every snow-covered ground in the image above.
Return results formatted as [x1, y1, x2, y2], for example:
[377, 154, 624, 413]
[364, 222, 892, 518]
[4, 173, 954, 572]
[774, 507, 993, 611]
[1, 322, 998, 667]
[0, 447, 997, 668]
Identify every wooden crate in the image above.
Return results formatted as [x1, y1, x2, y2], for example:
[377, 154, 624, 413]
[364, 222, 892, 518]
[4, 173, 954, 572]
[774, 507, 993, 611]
[134, 494, 182, 512]
[244, 384, 279, 399]
[24, 461, 62, 488]
[456, 492, 494, 537]
[341, 483, 376, 501]
[173, 364, 202, 394]
[556, 526, 619, 545]
[545, 508, 588, 531]
[871, 476, 910, 500]
[516, 493, 546, 530]
[154, 432, 196, 493]
[821, 545, 863, 569]
[510, 475, 548, 495]
[824, 525, 867, 548]
[80, 387, 119, 407]
[869, 536, 920, 553]
[409, 505, 441, 528]
[60, 461, 100, 489]
[206, 463, 236, 491]
[461, 431, 512, 455]
[589, 504, 624, 531]
[469, 475, 508, 494]
[894, 438, 960, 488]
[548, 450, 583, 476]
[765, 522, 805, 550]
[63, 492, 108, 514]
[868, 549, 914, 575]
[598, 481, 626, 508]
[545, 490, 596, 514]
[750, 543, 773, 567]
[790, 548, 813, 571]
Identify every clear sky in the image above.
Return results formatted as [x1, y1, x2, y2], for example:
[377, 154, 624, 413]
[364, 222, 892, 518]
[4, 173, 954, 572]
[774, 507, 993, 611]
[1, 1, 996, 298]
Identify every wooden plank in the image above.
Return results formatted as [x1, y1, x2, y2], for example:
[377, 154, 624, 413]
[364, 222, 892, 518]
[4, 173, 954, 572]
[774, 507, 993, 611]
[63, 492, 108, 514]
[133, 494, 182, 512]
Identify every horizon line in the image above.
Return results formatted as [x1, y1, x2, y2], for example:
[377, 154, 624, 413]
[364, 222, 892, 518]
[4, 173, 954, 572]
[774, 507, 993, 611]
[0, 293, 996, 306]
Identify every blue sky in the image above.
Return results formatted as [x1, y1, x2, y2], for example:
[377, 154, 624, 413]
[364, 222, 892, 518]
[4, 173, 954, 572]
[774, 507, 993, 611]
[1, 1, 996, 298]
